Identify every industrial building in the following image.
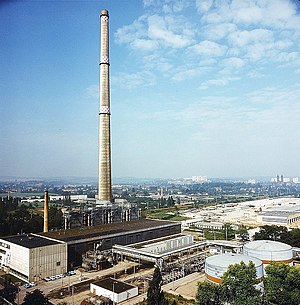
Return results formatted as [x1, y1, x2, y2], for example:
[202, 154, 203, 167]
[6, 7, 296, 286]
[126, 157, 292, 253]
[62, 201, 141, 229]
[0, 10, 183, 285]
[0, 219, 180, 281]
[243, 240, 293, 266]
[0, 234, 67, 282]
[112, 234, 206, 267]
[112, 234, 208, 285]
[205, 253, 263, 284]
[90, 278, 138, 303]
[38, 219, 181, 269]
[257, 205, 300, 226]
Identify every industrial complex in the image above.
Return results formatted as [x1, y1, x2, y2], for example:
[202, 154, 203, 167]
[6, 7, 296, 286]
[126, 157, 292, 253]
[1, 7, 300, 305]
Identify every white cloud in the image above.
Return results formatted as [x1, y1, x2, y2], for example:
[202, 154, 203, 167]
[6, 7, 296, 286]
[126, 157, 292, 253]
[230, 0, 263, 24]
[86, 85, 98, 98]
[247, 71, 264, 79]
[115, 14, 194, 50]
[201, 0, 300, 30]
[199, 76, 240, 89]
[222, 57, 245, 69]
[147, 15, 194, 48]
[171, 66, 210, 81]
[203, 23, 237, 41]
[196, 0, 213, 13]
[143, 0, 157, 7]
[115, 17, 147, 45]
[112, 71, 156, 90]
[274, 52, 299, 62]
[114, 0, 300, 86]
[131, 39, 158, 51]
[189, 40, 227, 57]
[162, 0, 192, 13]
[228, 29, 273, 47]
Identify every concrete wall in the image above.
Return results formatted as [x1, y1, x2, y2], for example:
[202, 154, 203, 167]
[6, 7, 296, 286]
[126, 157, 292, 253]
[29, 243, 67, 281]
[90, 283, 138, 303]
[0, 241, 29, 281]
[0, 239, 67, 282]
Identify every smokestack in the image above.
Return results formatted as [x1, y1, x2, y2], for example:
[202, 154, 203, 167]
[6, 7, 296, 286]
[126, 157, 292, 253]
[43, 191, 49, 232]
[98, 9, 112, 202]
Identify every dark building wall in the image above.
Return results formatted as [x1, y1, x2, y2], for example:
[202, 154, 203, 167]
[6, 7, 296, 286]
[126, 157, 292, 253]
[68, 223, 181, 268]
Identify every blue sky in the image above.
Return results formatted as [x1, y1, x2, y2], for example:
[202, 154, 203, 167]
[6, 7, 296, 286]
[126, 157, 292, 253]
[1, 0, 300, 180]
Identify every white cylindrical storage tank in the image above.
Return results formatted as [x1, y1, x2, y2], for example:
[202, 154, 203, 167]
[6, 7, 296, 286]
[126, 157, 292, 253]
[243, 240, 293, 266]
[205, 253, 263, 284]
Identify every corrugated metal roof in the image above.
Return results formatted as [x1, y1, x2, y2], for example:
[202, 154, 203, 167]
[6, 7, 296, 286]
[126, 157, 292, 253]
[38, 219, 179, 242]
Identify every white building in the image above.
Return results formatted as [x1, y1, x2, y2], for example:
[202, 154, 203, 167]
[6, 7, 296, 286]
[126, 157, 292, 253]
[49, 194, 88, 201]
[192, 176, 208, 182]
[90, 278, 138, 303]
[0, 234, 67, 282]
[243, 240, 293, 267]
[257, 205, 300, 226]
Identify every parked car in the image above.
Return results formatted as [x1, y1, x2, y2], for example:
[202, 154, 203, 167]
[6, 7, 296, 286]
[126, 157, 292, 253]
[68, 270, 76, 276]
[29, 282, 37, 287]
[43, 277, 51, 282]
[24, 283, 31, 289]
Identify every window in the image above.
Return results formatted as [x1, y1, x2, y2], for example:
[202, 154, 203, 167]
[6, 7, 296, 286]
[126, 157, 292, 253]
[56, 261, 60, 266]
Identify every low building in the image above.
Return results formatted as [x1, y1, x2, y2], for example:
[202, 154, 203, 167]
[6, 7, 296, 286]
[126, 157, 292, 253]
[38, 219, 181, 268]
[0, 234, 67, 282]
[113, 234, 207, 268]
[90, 278, 138, 303]
[257, 205, 300, 226]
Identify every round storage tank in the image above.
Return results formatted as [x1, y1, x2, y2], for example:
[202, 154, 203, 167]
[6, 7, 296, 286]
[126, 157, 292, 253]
[243, 240, 293, 266]
[205, 253, 263, 284]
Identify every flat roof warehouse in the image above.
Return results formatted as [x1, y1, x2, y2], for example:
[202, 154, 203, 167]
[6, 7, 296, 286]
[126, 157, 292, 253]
[1, 234, 62, 249]
[38, 219, 178, 242]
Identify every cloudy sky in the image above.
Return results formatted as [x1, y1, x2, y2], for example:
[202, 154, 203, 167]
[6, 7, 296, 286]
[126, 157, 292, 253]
[1, 0, 300, 180]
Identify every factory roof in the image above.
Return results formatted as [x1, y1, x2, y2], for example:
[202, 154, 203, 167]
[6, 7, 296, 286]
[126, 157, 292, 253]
[260, 205, 300, 217]
[38, 219, 179, 242]
[92, 277, 136, 293]
[1, 234, 61, 249]
[244, 240, 292, 252]
[206, 253, 262, 268]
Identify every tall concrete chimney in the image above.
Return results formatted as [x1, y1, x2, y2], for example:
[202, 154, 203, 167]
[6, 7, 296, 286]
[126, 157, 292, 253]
[98, 9, 112, 202]
[43, 191, 49, 232]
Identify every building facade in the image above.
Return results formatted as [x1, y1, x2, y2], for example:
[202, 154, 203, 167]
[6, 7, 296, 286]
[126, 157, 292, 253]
[0, 234, 67, 282]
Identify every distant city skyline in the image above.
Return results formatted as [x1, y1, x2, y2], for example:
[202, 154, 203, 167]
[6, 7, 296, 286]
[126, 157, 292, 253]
[1, 0, 300, 179]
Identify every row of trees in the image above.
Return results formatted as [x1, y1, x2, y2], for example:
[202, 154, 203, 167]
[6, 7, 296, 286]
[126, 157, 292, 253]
[254, 225, 300, 247]
[0, 197, 63, 237]
[196, 262, 300, 305]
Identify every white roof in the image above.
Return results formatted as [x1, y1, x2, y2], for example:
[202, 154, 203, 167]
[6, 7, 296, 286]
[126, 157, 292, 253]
[244, 240, 292, 252]
[206, 253, 262, 268]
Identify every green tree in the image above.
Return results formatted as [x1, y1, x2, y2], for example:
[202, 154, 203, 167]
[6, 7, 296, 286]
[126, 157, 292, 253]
[167, 196, 175, 207]
[49, 206, 63, 230]
[221, 261, 261, 305]
[236, 227, 249, 242]
[22, 289, 49, 305]
[196, 281, 222, 305]
[253, 225, 287, 241]
[264, 263, 300, 305]
[0, 278, 18, 303]
[147, 268, 168, 305]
